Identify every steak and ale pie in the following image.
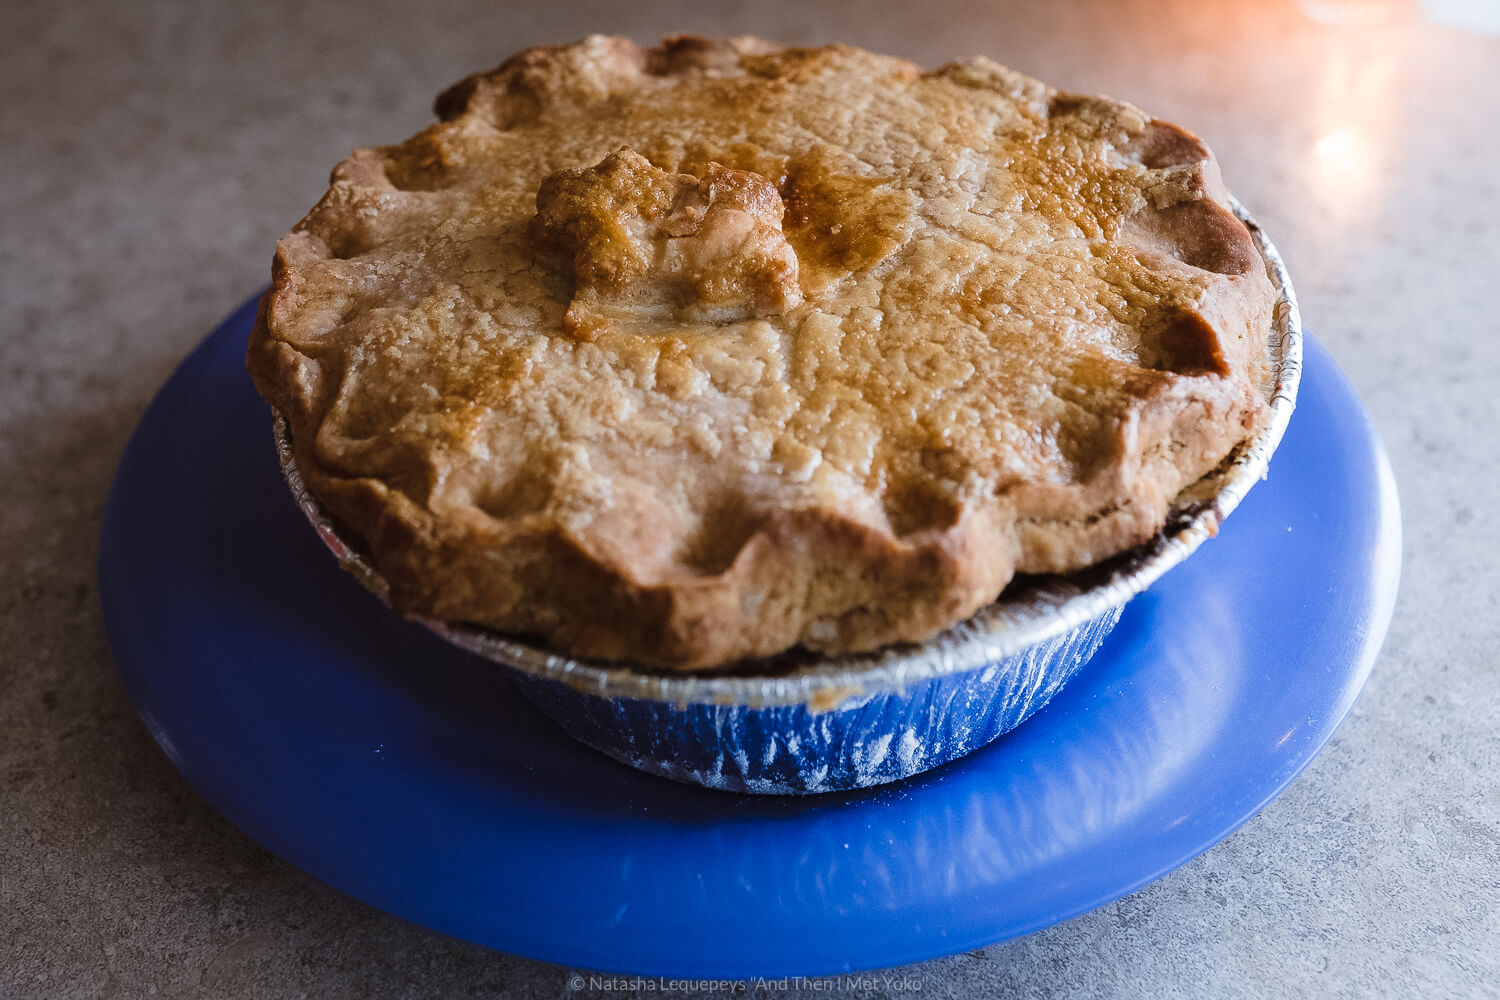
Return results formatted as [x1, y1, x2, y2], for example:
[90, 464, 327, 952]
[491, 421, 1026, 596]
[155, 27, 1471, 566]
[248, 36, 1276, 670]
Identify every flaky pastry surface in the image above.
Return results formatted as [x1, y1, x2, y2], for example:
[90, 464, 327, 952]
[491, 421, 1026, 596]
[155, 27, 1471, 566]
[249, 36, 1275, 669]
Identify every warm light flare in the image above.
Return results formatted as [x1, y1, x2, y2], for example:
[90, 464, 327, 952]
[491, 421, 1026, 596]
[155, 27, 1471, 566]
[1312, 127, 1373, 195]
[1315, 127, 1364, 166]
[1304, 15, 1405, 221]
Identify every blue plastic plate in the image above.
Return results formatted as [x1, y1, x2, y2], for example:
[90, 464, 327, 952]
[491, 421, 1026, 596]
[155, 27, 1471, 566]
[100, 295, 1400, 978]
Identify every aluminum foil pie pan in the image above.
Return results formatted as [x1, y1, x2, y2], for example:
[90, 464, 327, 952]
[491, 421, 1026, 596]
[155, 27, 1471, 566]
[271, 201, 1301, 796]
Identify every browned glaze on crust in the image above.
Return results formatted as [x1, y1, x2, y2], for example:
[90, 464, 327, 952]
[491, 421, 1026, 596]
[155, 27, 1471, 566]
[248, 36, 1275, 670]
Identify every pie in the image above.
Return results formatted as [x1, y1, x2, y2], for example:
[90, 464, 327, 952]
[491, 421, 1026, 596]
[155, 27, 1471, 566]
[248, 36, 1276, 670]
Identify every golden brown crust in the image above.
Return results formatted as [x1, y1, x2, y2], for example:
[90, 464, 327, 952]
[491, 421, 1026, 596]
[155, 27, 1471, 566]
[248, 35, 1275, 670]
[530, 148, 803, 330]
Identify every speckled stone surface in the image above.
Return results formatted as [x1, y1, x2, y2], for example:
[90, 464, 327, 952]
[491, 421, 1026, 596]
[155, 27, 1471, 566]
[2, 0, 1496, 997]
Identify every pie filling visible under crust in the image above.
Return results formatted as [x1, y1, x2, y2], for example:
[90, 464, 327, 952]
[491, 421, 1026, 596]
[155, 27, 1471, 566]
[248, 36, 1276, 670]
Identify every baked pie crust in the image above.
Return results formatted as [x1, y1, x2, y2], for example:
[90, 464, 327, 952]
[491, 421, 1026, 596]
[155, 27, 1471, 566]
[248, 36, 1276, 670]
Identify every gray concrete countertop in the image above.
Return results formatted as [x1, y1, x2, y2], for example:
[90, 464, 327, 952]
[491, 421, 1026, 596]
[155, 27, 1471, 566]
[3, 0, 1496, 996]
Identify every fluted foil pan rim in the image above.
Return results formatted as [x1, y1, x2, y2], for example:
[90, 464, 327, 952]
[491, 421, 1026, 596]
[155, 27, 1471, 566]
[272, 200, 1301, 710]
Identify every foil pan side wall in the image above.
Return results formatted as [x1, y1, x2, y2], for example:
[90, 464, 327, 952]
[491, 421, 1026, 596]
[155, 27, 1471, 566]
[509, 606, 1123, 795]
